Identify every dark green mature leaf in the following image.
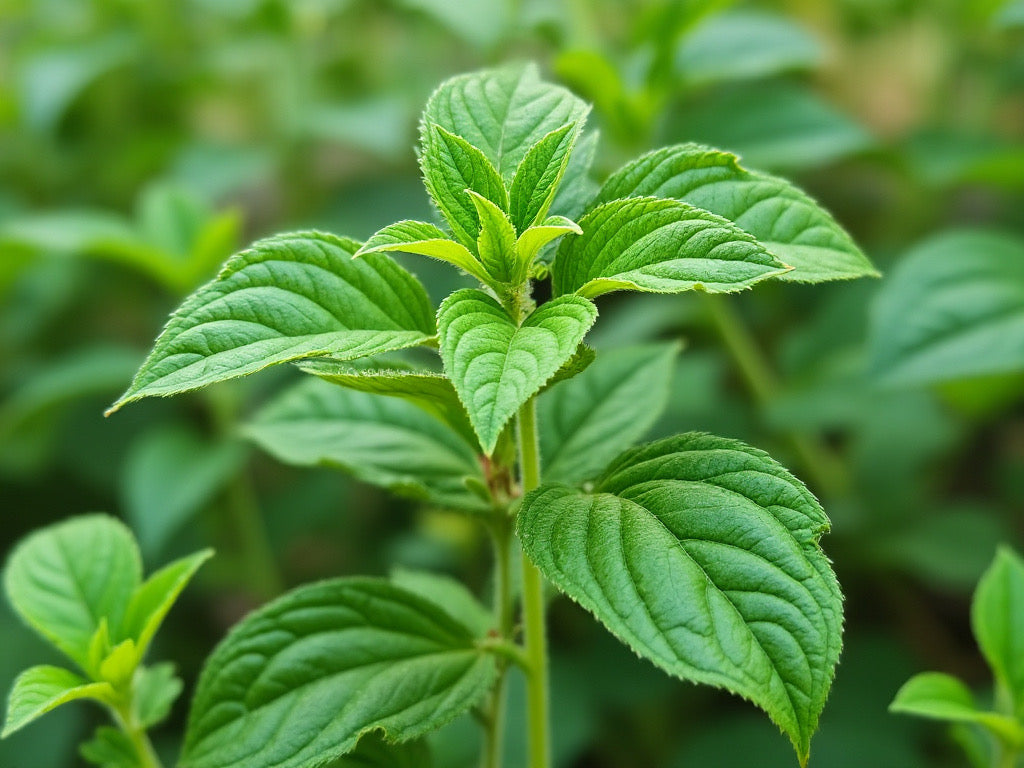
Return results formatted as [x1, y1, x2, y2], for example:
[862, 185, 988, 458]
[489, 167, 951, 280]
[438, 289, 598, 454]
[355, 220, 490, 284]
[2, 666, 114, 738]
[180, 578, 497, 768]
[593, 145, 876, 283]
[108, 232, 435, 414]
[972, 547, 1024, 718]
[553, 197, 788, 298]
[869, 230, 1024, 385]
[390, 569, 493, 637]
[246, 378, 487, 511]
[518, 433, 843, 763]
[509, 121, 583, 231]
[4, 515, 141, 670]
[539, 343, 680, 484]
[423, 63, 589, 179]
[331, 732, 432, 768]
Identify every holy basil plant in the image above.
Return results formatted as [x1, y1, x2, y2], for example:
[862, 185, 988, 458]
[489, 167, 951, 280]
[4, 63, 876, 768]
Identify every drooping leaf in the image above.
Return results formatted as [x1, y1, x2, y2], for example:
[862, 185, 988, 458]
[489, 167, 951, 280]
[517, 433, 843, 763]
[246, 378, 488, 511]
[354, 220, 489, 284]
[870, 230, 1024, 386]
[592, 144, 876, 283]
[80, 726, 141, 768]
[180, 578, 497, 768]
[539, 343, 680, 484]
[2, 666, 114, 738]
[972, 546, 1024, 718]
[437, 289, 598, 453]
[107, 232, 436, 414]
[3, 515, 141, 670]
[420, 124, 508, 250]
[422, 63, 589, 179]
[553, 196, 788, 298]
[134, 663, 184, 729]
[509, 121, 584, 231]
[468, 191, 519, 285]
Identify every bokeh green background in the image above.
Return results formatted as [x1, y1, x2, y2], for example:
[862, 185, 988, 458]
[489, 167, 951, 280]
[2, 0, 1023, 765]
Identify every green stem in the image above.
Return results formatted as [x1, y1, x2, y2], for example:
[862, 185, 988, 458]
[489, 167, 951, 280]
[517, 399, 551, 768]
[113, 706, 163, 768]
[481, 518, 514, 768]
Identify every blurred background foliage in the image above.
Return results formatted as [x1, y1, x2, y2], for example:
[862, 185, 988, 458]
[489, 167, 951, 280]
[1, 0, 1022, 765]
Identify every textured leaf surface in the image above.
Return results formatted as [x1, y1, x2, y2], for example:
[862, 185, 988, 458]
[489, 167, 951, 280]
[4, 515, 141, 670]
[355, 220, 489, 284]
[390, 569, 493, 637]
[423, 63, 589, 178]
[889, 672, 1024, 743]
[2, 666, 113, 737]
[553, 197, 787, 298]
[539, 343, 679, 484]
[516, 216, 581, 267]
[180, 578, 497, 768]
[517, 433, 843, 762]
[870, 230, 1024, 385]
[246, 378, 487, 511]
[972, 546, 1024, 718]
[593, 145, 875, 283]
[509, 121, 582, 231]
[469, 191, 519, 284]
[108, 232, 435, 413]
[438, 289, 598, 453]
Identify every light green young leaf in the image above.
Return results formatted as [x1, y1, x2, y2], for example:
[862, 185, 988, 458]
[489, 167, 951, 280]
[889, 672, 1024, 745]
[438, 289, 598, 454]
[80, 726, 142, 768]
[592, 144, 876, 283]
[134, 663, 183, 729]
[121, 549, 213, 659]
[180, 578, 497, 768]
[516, 216, 582, 267]
[539, 342, 680, 484]
[422, 63, 589, 178]
[354, 220, 490, 285]
[517, 433, 843, 764]
[509, 121, 584, 231]
[553, 197, 788, 298]
[420, 124, 508, 249]
[98, 640, 137, 689]
[3, 515, 141, 670]
[869, 230, 1024, 386]
[973, 546, 1024, 718]
[107, 232, 436, 414]
[468, 190, 519, 285]
[246, 378, 488, 512]
[390, 569, 494, 637]
[2, 666, 115, 738]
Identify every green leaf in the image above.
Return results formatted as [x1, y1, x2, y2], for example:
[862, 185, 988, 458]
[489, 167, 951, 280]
[517, 433, 843, 763]
[330, 732, 432, 768]
[973, 546, 1024, 718]
[354, 220, 490, 285]
[2, 666, 114, 738]
[423, 63, 589, 179]
[468, 191, 519, 285]
[420, 124, 508, 250]
[80, 726, 141, 768]
[553, 197, 788, 298]
[3, 515, 141, 670]
[592, 144, 876, 283]
[134, 662, 183, 729]
[869, 230, 1024, 386]
[550, 130, 600, 221]
[121, 549, 213, 659]
[509, 121, 584, 231]
[390, 569, 494, 637]
[107, 232, 436, 414]
[246, 378, 488, 512]
[180, 578, 497, 768]
[539, 343, 680, 484]
[890, 672, 1024, 745]
[516, 216, 582, 268]
[437, 289, 598, 454]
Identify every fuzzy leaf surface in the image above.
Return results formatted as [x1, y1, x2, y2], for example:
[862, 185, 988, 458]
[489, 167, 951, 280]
[509, 121, 582, 231]
[355, 221, 489, 284]
[180, 578, 497, 768]
[108, 232, 435, 413]
[516, 216, 582, 267]
[972, 546, 1024, 718]
[517, 433, 843, 763]
[2, 666, 114, 738]
[553, 197, 787, 298]
[469, 191, 519, 284]
[593, 145, 876, 283]
[438, 289, 597, 454]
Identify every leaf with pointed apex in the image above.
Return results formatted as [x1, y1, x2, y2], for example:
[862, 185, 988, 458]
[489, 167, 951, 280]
[246, 378, 488, 512]
[180, 578, 497, 768]
[972, 546, 1024, 718]
[355, 220, 490, 284]
[517, 433, 843, 764]
[423, 63, 589, 178]
[135, 662, 183, 729]
[3, 515, 141, 670]
[517, 216, 582, 267]
[420, 124, 508, 250]
[553, 197, 788, 298]
[107, 232, 436, 414]
[592, 144, 876, 283]
[468, 190, 519, 284]
[2, 666, 115, 738]
[540, 342, 679, 484]
[510, 121, 583, 231]
[438, 289, 598, 454]
[550, 130, 600, 221]
[541, 343, 596, 392]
